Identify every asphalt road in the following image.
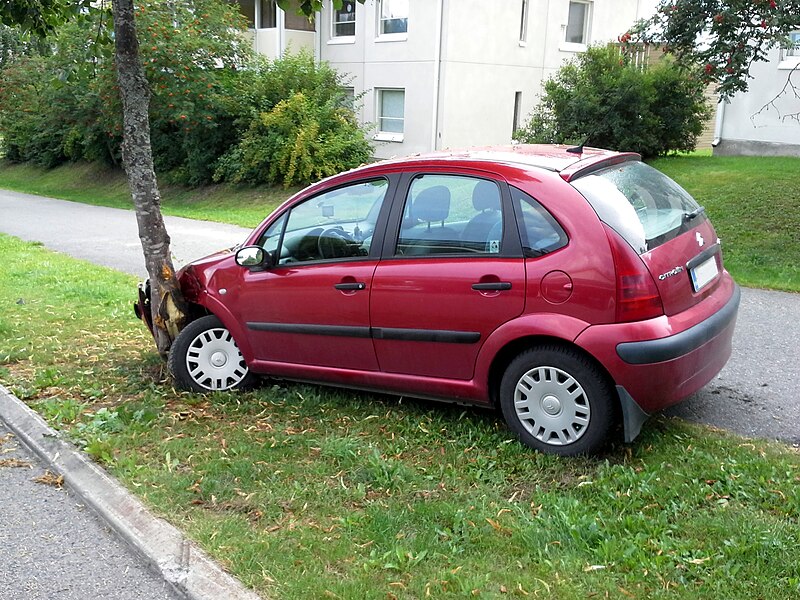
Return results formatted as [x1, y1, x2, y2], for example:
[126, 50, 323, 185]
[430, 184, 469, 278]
[0, 421, 176, 600]
[0, 189, 251, 278]
[1, 187, 798, 445]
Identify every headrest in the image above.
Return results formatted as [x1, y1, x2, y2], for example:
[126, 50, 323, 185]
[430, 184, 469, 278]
[414, 185, 451, 222]
[472, 180, 501, 212]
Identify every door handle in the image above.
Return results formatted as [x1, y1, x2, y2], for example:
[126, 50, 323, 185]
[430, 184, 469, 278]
[472, 282, 512, 291]
[335, 282, 366, 291]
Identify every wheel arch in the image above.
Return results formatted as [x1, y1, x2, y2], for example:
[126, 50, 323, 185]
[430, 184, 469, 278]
[486, 335, 618, 412]
[184, 294, 256, 363]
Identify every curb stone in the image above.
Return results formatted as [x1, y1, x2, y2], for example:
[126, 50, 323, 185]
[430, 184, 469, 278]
[0, 384, 263, 600]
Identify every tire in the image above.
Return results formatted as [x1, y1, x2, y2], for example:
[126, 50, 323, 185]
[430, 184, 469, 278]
[168, 315, 257, 392]
[499, 345, 616, 456]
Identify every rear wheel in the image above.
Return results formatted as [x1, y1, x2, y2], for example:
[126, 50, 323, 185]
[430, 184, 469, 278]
[168, 315, 256, 392]
[499, 346, 615, 456]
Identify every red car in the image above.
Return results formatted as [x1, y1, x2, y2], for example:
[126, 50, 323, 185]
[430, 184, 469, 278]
[136, 145, 739, 455]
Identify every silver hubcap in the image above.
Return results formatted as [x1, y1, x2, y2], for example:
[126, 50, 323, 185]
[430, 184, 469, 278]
[185, 328, 248, 391]
[513, 366, 591, 446]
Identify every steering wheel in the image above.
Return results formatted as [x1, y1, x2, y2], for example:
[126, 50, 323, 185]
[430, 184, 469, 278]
[318, 227, 355, 259]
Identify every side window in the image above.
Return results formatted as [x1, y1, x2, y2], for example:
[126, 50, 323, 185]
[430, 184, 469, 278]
[396, 175, 503, 256]
[275, 179, 389, 264]
[511, 186, 568, 256]
[257, 213, 287, 258]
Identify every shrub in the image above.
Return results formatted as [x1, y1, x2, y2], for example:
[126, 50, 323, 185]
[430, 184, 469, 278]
[517, 44, 711, 158]
[0, 7, 372, 187]
[214, 51, 372, 187]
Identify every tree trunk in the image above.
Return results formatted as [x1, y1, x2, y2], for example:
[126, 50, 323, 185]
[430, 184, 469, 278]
[112, 0, 187, 358]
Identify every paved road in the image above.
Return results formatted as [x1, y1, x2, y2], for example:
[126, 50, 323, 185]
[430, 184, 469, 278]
[0, 189, 251, 278]
[0, 421, 176, 600]
[1, 188, 798, 445]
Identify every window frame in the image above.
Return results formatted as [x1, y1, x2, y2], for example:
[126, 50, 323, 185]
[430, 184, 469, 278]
[561, 0, 591, 52]
[512, 91, 523, 139]
[389, 173, 523, 259]
[779, 31, 800, 69]
[377, 0, 409, 40]
[375, 88, 405, 142]
[519, 0, 530, 44]
[330, 0, 356, 41]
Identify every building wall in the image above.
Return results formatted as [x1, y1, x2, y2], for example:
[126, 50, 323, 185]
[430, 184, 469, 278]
[438, 0, 640, 151]
[713, 47, 800, 157]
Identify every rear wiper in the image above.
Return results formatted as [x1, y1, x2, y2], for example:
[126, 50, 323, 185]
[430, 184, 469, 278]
[683, 206, 705, 222]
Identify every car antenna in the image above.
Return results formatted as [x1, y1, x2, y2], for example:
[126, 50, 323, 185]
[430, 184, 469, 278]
[566, 134, 591, 155]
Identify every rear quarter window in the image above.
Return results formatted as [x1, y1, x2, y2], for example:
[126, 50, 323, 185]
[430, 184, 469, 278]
[571, 161, 703, 254]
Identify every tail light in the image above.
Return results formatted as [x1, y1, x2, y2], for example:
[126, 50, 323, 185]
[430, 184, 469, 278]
[603, 224, 664, 323]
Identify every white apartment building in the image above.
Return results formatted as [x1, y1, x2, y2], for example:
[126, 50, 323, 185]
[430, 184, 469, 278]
[236, 0, 653, 159]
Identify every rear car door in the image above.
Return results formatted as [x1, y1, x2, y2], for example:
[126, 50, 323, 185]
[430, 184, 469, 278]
[370, 171, 526, 380]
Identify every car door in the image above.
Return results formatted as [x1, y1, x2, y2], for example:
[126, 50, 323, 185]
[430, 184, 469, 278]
[234, 177, 393, 371]
[370, 171, 526, 380]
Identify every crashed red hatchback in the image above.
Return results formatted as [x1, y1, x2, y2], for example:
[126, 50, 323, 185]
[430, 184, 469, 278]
[135, 145, 739, 455]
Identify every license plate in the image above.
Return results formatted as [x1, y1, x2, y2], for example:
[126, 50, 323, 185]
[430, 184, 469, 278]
[690, 256, 719, 292]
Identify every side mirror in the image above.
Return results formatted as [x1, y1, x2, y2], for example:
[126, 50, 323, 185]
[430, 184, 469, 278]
[235, 246, 271, 269]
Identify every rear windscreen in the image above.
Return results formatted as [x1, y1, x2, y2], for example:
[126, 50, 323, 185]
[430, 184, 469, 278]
[571, 161, 704, 254]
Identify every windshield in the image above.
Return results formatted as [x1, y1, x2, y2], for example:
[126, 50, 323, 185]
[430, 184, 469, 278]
[571, 161, 703, 254]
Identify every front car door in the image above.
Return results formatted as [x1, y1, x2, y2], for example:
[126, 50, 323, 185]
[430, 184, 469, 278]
[234, 177, 394, 371]
[370, 171, 526, 381]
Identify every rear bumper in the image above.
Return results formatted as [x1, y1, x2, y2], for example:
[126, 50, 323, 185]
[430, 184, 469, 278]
[575, 276, 740, 414]
[616, 284, 740, 365]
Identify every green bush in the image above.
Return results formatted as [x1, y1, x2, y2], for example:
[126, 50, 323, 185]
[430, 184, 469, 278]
[517, 44, 711, 158]
[214, 52, 372, 187]
[0, 5, 371, 187]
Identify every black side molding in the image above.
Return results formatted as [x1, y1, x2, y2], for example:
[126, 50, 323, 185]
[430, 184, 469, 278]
[247, 322, 372, 338]
[372, 328, 480, 344]
[616, 284, 740, 365]
[246, 323, 481, 345]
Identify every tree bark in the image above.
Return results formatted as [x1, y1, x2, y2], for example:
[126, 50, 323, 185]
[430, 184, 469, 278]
[112, 0, 187, 358]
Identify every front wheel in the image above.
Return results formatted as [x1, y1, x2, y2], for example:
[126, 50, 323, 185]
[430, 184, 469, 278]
[168, 315, 256, 392]
[499, 346, 616, 456]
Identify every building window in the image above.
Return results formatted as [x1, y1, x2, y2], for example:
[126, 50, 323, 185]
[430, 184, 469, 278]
[519, 0, 529, 43]
[513, 91, 523, 138]
[378, 0, 408, 35]
[332, 0, 356, 37]
[784, 31, 800, 57]
[377, 89, 404, 139]
[565, 1, 590, 45]
[340, 87, 356, 110]
[259, 0, 276, 28]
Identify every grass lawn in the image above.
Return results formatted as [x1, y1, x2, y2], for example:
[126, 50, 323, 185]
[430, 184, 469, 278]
[1, 154, 798, 291]
[1, 233, 799, 599]
[0, 160, 298, 229]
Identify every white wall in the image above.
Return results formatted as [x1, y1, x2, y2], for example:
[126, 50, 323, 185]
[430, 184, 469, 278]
[439, 0, 640, 150]
[716, 47, 800, 154]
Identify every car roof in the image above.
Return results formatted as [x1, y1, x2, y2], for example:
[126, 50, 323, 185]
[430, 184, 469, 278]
[343, 144, 641, 182]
